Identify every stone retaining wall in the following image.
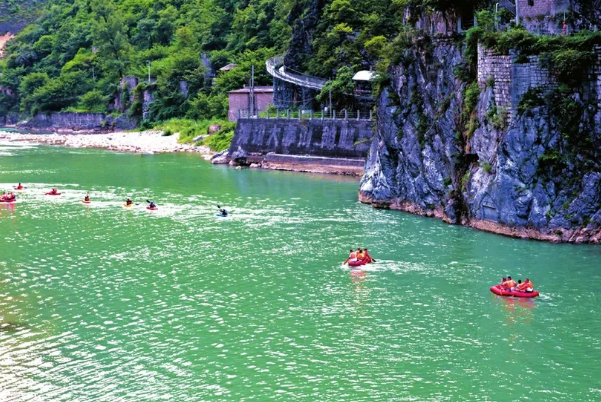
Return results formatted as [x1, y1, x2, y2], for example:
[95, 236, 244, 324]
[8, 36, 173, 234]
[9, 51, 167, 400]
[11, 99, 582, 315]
[477, 44, 601, 120]
[228, 118, 374, 161]
[16, 112, 137, 132]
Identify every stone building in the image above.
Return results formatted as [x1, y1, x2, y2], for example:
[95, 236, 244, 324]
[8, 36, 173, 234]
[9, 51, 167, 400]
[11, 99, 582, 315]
[518, 0, 570, 34]
[228, 86, 274, 121]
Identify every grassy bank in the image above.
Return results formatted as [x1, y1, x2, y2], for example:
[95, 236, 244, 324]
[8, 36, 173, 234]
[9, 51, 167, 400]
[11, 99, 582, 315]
[156, 118, 235, 152]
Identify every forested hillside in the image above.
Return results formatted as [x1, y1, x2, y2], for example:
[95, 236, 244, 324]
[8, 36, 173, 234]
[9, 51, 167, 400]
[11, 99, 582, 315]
[0, 0, 482, 132]
[0, 0, 293, 128]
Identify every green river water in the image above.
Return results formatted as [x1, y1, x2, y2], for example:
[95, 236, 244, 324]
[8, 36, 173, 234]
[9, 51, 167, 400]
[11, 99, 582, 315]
[1, 142, 600, 401]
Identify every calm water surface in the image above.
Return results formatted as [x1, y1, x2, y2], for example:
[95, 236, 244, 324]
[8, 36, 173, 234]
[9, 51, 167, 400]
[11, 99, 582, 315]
[1, 142, 600, 401]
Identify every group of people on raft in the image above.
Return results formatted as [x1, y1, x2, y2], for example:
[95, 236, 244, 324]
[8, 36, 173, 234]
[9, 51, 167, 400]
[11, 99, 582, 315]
[498, 276, 534, 293]
[1, 191, 17, 202]
[346, 248, 376, 264]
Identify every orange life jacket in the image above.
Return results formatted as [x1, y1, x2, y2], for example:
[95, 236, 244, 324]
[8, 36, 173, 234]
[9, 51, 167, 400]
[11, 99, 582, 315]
[525, 281, 533, 290]
[506, 280, 517, 288]
[349, 252, 357, 259]
[517, 282, 528, 291]
[357, 252, 364, 260]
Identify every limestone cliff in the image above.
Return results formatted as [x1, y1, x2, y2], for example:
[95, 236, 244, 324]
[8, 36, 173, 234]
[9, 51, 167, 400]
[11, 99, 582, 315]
[360, 37, 601, 244]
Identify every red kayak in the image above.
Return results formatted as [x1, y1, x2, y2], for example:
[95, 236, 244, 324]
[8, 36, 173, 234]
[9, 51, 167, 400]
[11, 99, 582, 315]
[46, 192, 61, 196]
[348, 260, 367, 267]
[490, 285, 539, 298]
[146, 206, 158, 211]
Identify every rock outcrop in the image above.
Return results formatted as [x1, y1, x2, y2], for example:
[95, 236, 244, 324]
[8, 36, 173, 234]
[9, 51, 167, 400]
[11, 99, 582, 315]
[360, 37, 601, 244]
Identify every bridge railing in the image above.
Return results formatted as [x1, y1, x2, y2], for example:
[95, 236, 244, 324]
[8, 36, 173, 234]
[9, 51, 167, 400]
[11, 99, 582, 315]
[266, 56, 327, 91]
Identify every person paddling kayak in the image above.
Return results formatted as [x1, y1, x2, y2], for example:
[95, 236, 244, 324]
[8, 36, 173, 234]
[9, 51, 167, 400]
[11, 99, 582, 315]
[125, 198, 133, 206]
[217, 205, 228, 217]
[84, 192, 90, 202]
[15, 183, 24, 190]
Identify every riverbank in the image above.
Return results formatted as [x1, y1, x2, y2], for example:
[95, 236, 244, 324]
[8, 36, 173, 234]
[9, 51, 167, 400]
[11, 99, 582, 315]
[0, 130, 211, 155]
[359, 192, 601, 245]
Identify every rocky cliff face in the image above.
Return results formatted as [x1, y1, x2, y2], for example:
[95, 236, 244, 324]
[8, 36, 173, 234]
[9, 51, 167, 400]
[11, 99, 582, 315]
[360, 37, 601, 244]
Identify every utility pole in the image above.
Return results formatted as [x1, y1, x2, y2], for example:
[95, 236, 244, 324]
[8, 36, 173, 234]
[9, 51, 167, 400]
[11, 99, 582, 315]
[147, 60, 151, 83]
[515, 0, 520, 26]
[250, 64, 255, 117]
[329, 88, 332, 119]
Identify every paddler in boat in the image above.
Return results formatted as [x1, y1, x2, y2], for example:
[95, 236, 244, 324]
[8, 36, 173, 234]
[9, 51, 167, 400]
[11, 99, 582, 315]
[217, 205, 228, 217]
[363, 248, 376, 263]
[506, 276, 517, 291]
[125, 198, 133, 206]
[15, 183, 24, 190]
[49, 188, 59, 195]
[84, 192, 90, 202]
[345, 249, 357, 264]
[356, 248, 364, 261]
[517, 278, 534, 293]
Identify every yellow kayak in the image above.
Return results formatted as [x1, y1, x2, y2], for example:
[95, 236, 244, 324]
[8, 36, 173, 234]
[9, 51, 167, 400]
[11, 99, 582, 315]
[123, 203, 135, 208]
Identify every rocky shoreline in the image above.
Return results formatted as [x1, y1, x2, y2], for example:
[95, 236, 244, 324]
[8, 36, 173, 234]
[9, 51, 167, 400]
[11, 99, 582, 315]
[0, 130, 211, 155]
[358, 192, 601, 245]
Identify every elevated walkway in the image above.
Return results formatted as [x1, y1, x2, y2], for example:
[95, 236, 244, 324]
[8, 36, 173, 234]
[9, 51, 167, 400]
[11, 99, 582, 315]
[266, 56, 327, 91]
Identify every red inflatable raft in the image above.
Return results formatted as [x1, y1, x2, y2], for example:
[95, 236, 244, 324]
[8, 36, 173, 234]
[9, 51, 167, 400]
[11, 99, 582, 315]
[1, 198, 17, 203]
[348, 260, 367, 267]
[490, 285, 539, 298]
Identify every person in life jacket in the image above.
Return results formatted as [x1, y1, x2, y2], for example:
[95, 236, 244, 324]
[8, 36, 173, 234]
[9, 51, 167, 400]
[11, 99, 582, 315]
[363, 248, 376, 263]
[149, 201, 156, 208]
[348, 249, 357, 261]
[50, 188, 59, 195]
[523, 278, 534, 292]
[506, 276, 517, 291]
[356, 248, 365, 261]
[126, 198, 133, 205]
[499, 277, 508, 289]
[16, 183, 24, 190]
[84, 192, 90, 202]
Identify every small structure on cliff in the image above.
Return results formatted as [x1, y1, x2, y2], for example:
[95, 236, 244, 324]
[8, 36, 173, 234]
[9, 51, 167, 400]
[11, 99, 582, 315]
[228, 86, 274, 121]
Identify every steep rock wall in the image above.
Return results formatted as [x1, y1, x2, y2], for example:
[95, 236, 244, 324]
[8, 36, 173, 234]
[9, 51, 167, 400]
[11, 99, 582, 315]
[360, 37, 601, 244]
